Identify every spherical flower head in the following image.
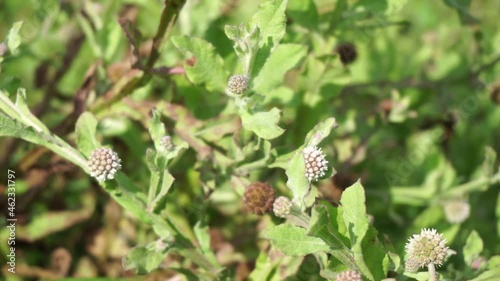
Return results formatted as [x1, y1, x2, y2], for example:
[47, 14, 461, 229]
[303, 146, 329, 181]
[243, 182, 275, 215]
[443, 199, 470, 224]
[227, 74, 249, 95]
[405, 257, 420, 272]
[88, 148, 122, 182]
[273, 196, 292, 218]
[336, 270, 362, 281]
[160, 135, 173, 150]
[405, 228, 449, 268]
[335, 42, 357, 65]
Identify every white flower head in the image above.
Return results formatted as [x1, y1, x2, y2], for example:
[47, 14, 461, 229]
[88, 148, 122, 182]
[303, 146, 329, 181]
[443, 199, 470, 224]
[405, 228, 449, 268]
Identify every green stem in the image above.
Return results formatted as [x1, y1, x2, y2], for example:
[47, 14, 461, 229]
[92, 0, 186, 114]
[442, 174, 500, 197]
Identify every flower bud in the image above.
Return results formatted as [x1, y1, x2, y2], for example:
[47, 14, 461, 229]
[227, 74, 249, 95]
[335, 42, 357, 65]
[273, 196, 292, 218]
[88, 148, 122, 182]
[243, 182, 275, 215]
[443, 199, 470, 224]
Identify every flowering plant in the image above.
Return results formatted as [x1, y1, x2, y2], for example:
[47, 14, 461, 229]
[1, 0, 500, 280]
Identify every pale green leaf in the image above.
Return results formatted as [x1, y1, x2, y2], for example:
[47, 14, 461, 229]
[285, 151, 310, 207]
[172, 35, 227, 92]
[6, 21, 23, 54]
[463, 230, 483, 267]
[341, 180, 386, 280]
[240, 107, 285, 140]
[149, 109, 167, 152]
[252, 44, 307, 94]
[194, 220, 218, 266]
[264, 224, 329, 256]
[254, 0, 288, 50]
[75, 112, 100, 157]
[304, 117, 338, 147]
[248, 252, 281, 281]
[122, 241, 171, 274]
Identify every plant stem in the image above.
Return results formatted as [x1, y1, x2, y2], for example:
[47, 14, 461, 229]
[91, 0, 186, 114]
[428, 262, 438, 281]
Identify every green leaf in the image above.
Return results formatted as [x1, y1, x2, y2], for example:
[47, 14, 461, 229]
[264, 224, 329, 256]
[149, 170, 175, 212]
[287, 0, 319, 30]
[253, 0, 288, 50]
[240, 107, 285, 140]
[308, 201, 350, 250]
[172, 35, 227, 92]
[6, 21, 23, 54]
[122, 241, 171, 274]
[224, 23, 261, 74]
[248, 252, 281, 281]
[75, 112, 100, 157]
[304, 117, 338, 147]
[252, 44, 307, 94]
[340, 181, 386, 280]
[149, 109, 167, 152]
[179, 0, 223, 36]
[285, 150, 310, 208]
[307, 201, 357, 270]
[194, 220, 218, 266]
[463, 230, 483, 267]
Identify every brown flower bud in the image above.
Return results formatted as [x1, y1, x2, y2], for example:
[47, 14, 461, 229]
[243, 182, 275, 215]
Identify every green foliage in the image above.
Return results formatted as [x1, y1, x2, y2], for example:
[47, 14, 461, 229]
[1, 0, 500, 280]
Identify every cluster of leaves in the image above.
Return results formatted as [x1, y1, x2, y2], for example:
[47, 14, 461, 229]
[1, 0, 500, 280]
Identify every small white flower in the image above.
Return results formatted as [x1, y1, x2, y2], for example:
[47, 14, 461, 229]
[88, 148, 122, 182]
[336, 270, 362, 281]
[405, 228, 449, 268]
[443, 199, 470, 224]
[303, 146, 329, 181]
[273, 196, 292, 218]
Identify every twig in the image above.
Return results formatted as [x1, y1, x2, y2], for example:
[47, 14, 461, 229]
[91, 0, 186, 114]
